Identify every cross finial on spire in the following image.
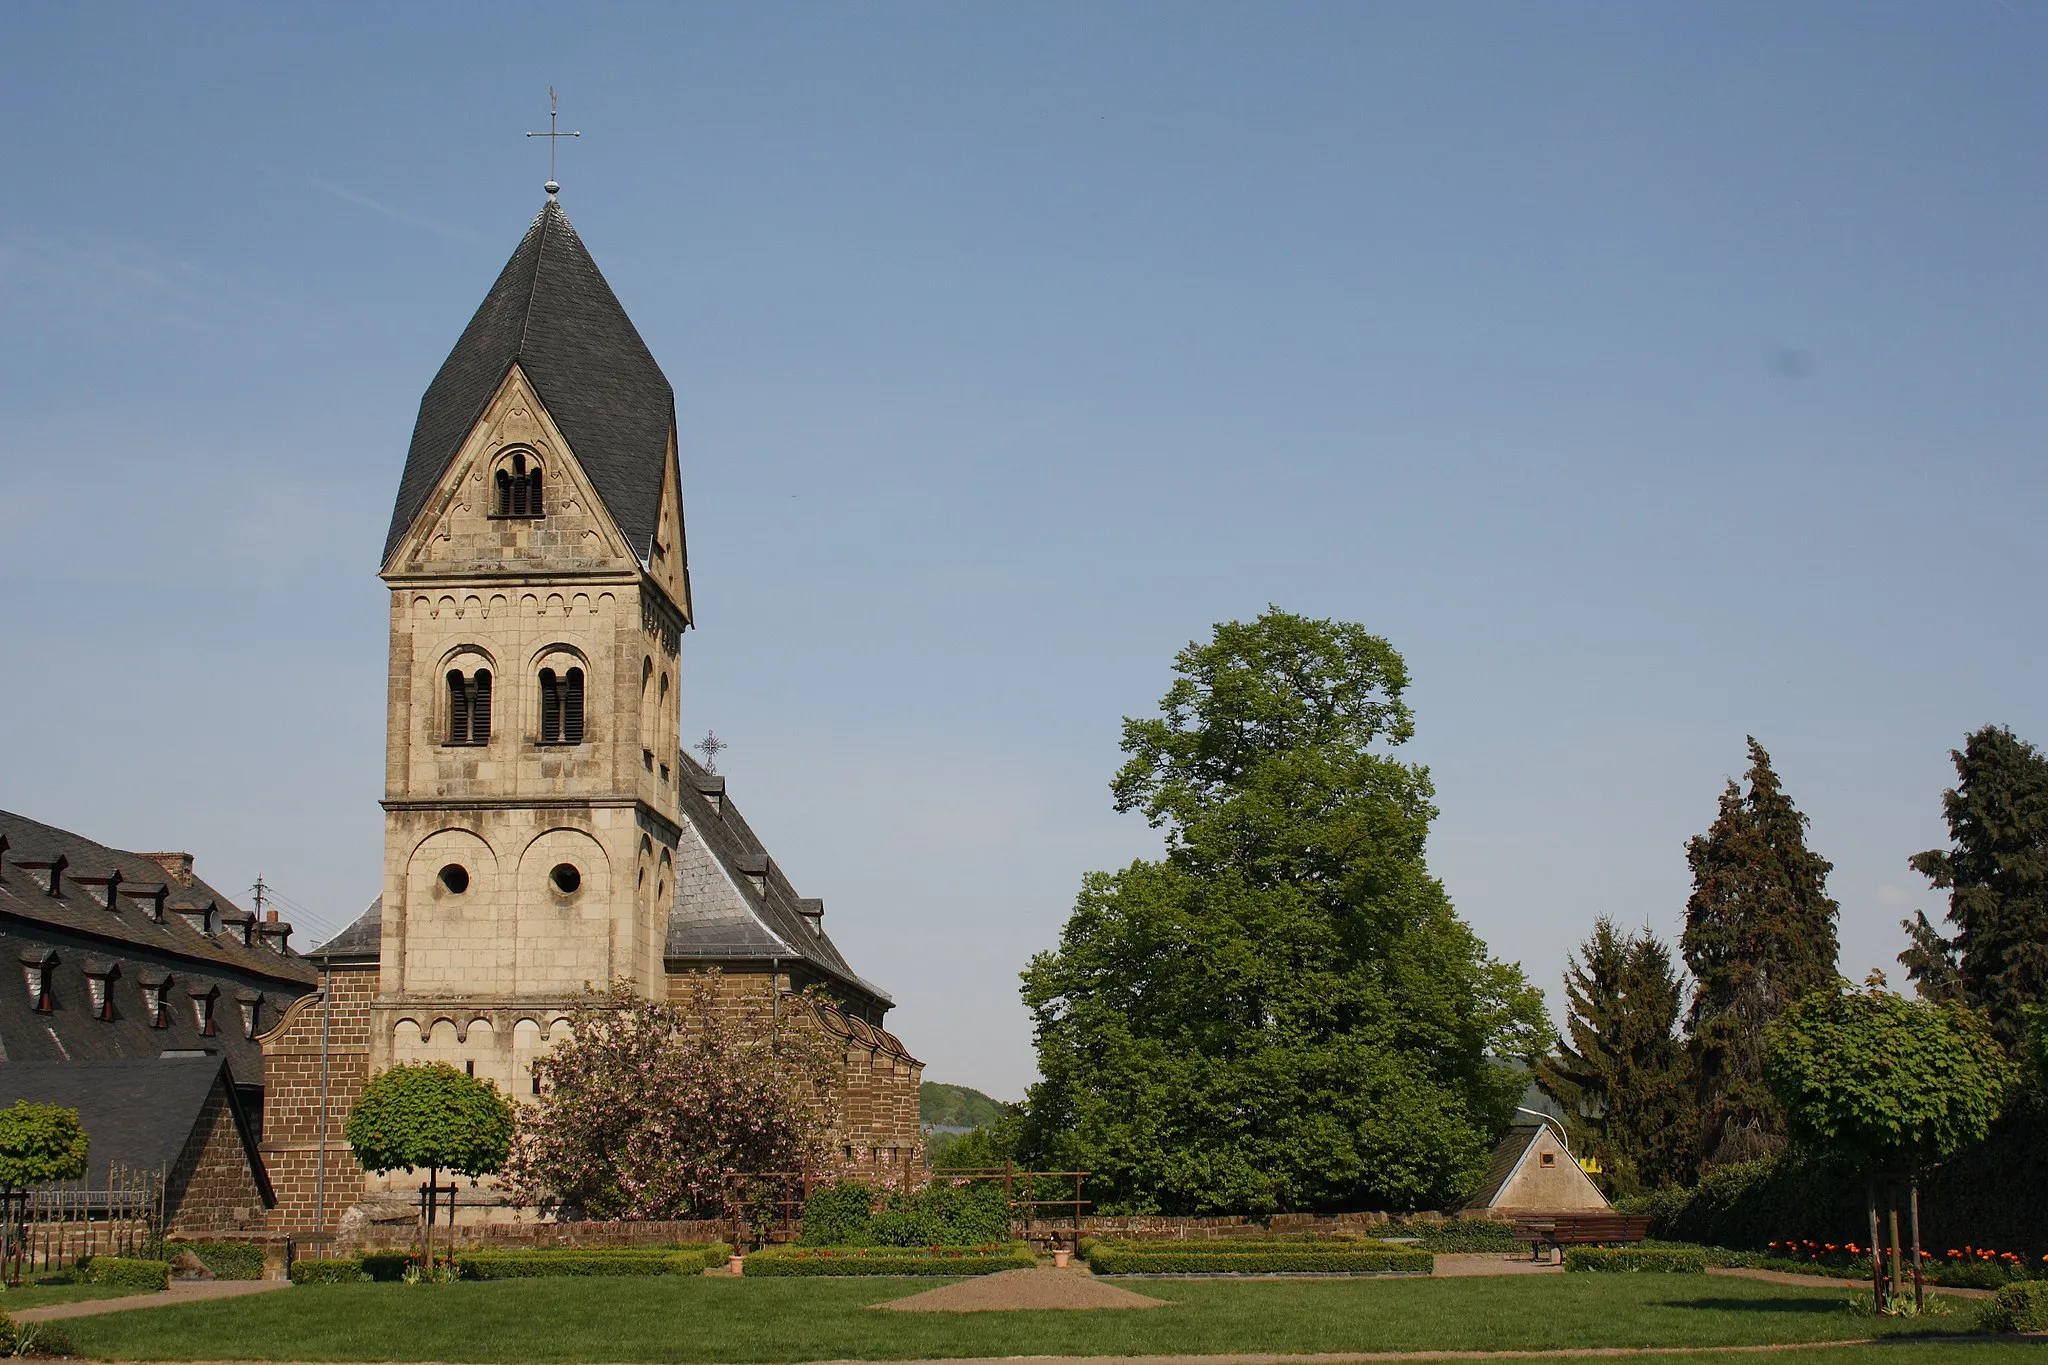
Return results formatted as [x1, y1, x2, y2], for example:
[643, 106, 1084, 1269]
[525, 87, 581, 196]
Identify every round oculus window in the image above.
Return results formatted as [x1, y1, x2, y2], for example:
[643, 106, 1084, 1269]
[438, 864, 470, 894]
[550, 863, 581, 895]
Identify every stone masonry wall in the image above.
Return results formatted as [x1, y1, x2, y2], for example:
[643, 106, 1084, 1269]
[664, 969, 924, 1178]
[260, 966, 376, 1234]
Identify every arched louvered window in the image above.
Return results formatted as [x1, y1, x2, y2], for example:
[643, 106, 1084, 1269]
[494, 450, 544, 518]
[446, 668, 492, 746]
[539, 667, 586, 745]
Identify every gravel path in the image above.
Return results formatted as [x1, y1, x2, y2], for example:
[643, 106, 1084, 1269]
[880, 1268, 1169, 1312]
[13, 1280, 288, 1322]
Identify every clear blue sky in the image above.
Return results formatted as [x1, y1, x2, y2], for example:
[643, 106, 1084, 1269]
[6, 3, 2046, 1100]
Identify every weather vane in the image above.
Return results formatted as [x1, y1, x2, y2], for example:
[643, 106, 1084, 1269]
[526, 87, 581, 196]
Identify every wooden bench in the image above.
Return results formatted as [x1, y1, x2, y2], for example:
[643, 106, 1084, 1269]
[1512, 1214, 1652, 1261]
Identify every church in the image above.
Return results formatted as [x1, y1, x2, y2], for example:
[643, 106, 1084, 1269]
[254, 188, 922, 1231]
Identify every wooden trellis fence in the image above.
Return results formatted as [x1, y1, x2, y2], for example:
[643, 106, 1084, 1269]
[0, 1165, 166, 1284]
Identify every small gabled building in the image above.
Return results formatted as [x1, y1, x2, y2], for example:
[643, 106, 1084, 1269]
[0, 1056, 274, 1236]
[1462, 1121, 1612, 1215]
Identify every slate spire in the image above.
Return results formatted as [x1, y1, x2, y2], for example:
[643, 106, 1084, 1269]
[383, 199, 676, 568]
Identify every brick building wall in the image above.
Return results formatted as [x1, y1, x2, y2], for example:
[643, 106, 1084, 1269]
[258, 966, 376, 1233]
[166, 1078, 271, 1236]
[663, 969, 924, 1176]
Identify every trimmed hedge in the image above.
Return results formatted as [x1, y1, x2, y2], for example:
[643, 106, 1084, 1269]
[80, 1257, 170, 1292]
[290, 1257, 369, 1285]
[1412, 1219, 1524, 1253]
[1564, 1247, 1707, 1273]
[1985, 1281, 2048, 1333]
[744, 1244, 1036, 1277]
[1086, 1242, 1432, 1276]
[172, 1240, 267, 1281]
[457, 1246, 728, 1279]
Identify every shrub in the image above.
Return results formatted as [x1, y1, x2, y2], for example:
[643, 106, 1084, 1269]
[1986, 1281, 2048, 1333]
[0, 1311, 17, 1357]
[172, 1240, 266, 1281]
[359, 1253, 412, 1282]
[456, 1246, 728, 1279]
[798, 1179, 1012, 1248]
[13, 1321, 78, 1357]
[289, 1257, 368, 1285]
[79, 1257, 170, 1292]
[1412, 1219, 1522, 1253]
[1564, 1247, 1707, 1273]
[744, 1244, 1035, 1277]
[798, 1182, 879, 1246]
[1085, 1242, 1432, 1275]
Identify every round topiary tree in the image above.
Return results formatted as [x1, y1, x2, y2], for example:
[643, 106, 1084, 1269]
[1765, 977, 2014, 1311]
[345, 1063, 513, 1262]
[0, 1102, 88, 1284]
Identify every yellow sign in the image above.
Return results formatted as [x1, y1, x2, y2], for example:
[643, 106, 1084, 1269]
[1578, 1156, 1603, 1174]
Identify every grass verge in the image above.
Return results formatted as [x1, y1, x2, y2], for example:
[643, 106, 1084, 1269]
[59, 1269, 1986, 1363]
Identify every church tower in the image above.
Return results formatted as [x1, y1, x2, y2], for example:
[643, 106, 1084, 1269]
[255, 190, 921, 1229]
[371, 193, 693, 1092]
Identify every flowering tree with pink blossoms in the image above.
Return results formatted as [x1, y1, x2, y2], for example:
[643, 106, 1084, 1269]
[505, 978, 838, 1221]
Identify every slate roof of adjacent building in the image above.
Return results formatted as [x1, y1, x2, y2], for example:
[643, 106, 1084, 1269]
[308, 897, 381, 968]
[0, 811, 315, 1079]
[667, 750, 894, 1012]
[383, 196, 676, 568]
[0, 1057, 270, 1200]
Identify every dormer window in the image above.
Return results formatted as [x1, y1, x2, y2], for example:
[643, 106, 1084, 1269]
[173, 900, 217, 935]
[123, 883, 167, 921]
[140, 972, 170, 1029]
[447, 669, 493, 746]
[189, 985, 219, 1037]
[538, 667, 585, 745]
[20, 952, 56, 1012]
[492, 449, 544, 518]
[14, 855, 66, 897]
[71, 871, 122, 909]
[236, 990, 263, 1038]
[83, 962, 119, 1022]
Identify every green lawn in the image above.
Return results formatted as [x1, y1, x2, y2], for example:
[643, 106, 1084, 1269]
[59, 1272, 2004, 1363]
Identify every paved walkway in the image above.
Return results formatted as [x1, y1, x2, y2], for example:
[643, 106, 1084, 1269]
[14, 1279, 288, 1322]
[1706, 1267, 1995, 1302]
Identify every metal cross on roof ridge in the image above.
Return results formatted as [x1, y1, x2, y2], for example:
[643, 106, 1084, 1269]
[526, 87, 581, 196]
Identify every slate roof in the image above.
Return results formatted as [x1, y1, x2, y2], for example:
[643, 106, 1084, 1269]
[0, 811, 316, 1080]
[0, 1057, 270, 1200]
[1462, 1124, 1546, 1209]
[668, 750, 894, 1014]
[308, 897, 381, 968]
[383, 197, 676, 568]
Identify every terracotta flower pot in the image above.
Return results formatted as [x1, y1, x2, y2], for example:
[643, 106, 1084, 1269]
[1053, 1249, 1071, 1268]
[729, 1255, 745, 1276]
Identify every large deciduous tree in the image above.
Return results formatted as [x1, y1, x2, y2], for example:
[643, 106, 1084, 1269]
[1537, 918, 1695, 1194]
[1681, 738, 1840, 1168]
[504, 979, 838, 1221]
[1906, 726, 2048, 1053]
[1021, 608, 1550, 1215]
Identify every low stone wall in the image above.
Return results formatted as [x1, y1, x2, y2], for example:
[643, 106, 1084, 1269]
[341, 1217, 732, 1253]
[1075, 1211, 1393, 1241]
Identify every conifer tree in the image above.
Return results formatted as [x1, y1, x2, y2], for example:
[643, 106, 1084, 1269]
[1681, 739, 1840, 1168]
[1908, 726, 2048, 1053]
[1537, 918, 1695, 1194]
